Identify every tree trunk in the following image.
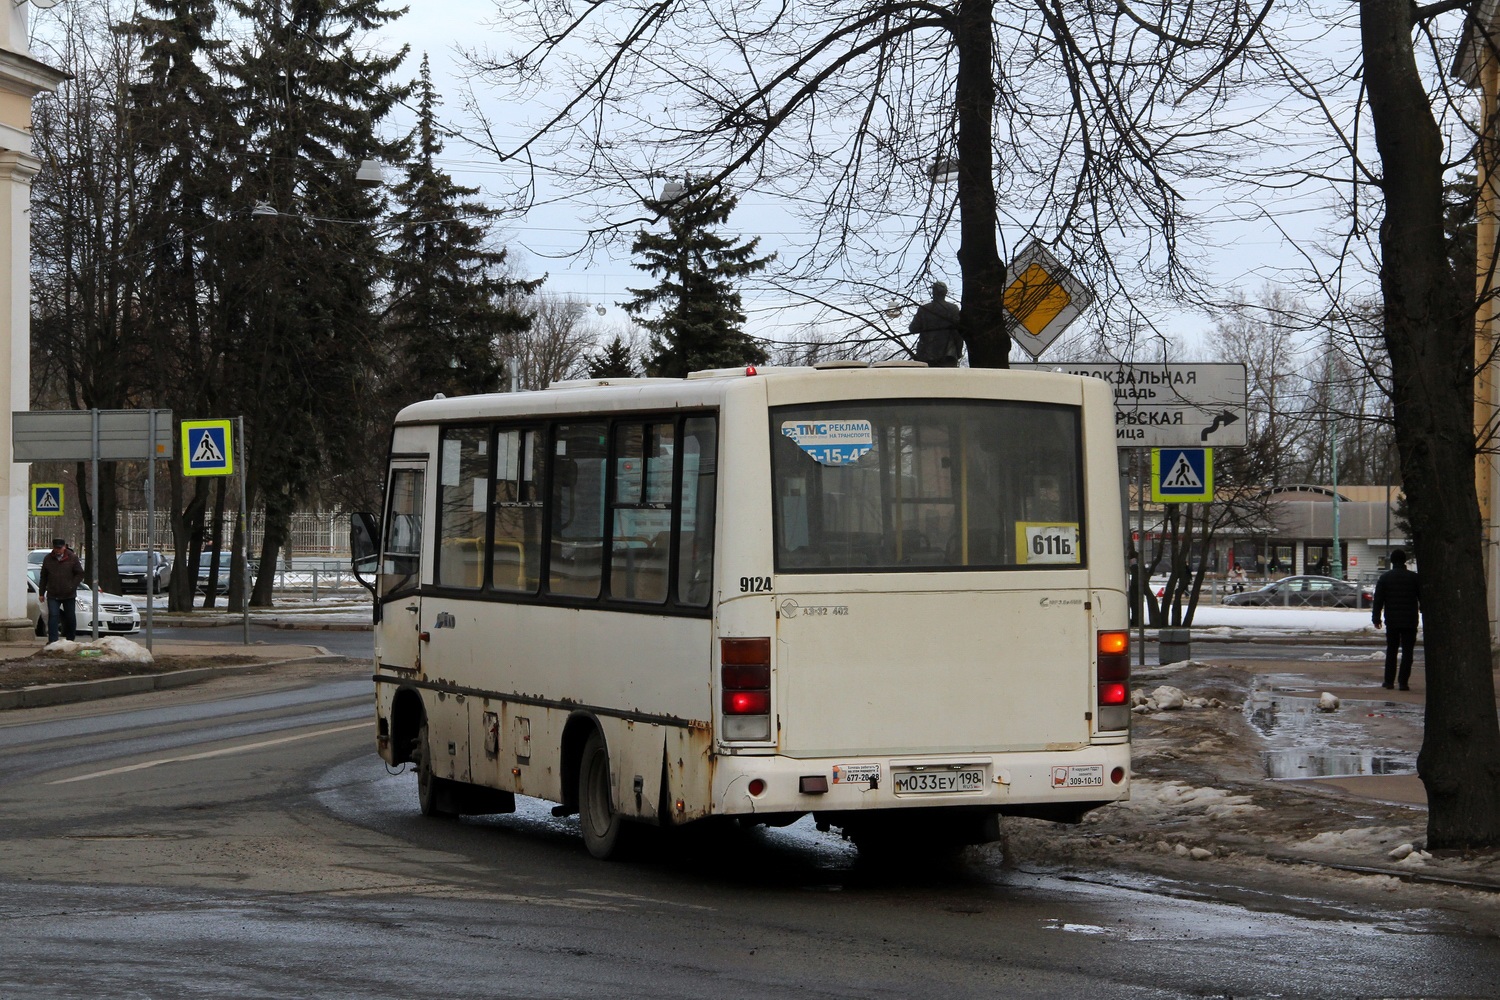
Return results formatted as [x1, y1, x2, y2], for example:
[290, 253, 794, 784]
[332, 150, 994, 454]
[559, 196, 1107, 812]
[168, 476, 209, 613]
[253, 493, 287, 609]
[954, 0, 1009, 368]
[1363, 3, 1500, 847]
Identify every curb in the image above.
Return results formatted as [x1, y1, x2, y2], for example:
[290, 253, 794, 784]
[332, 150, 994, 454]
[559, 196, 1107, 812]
[144, 616, 372, 632]
[1269, 853, 1500, 893]
[0, 653, 350, 711]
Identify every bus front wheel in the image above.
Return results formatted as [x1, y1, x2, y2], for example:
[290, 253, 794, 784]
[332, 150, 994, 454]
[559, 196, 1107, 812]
[416, 721, 456, 819]
[578, 730, 629, 859]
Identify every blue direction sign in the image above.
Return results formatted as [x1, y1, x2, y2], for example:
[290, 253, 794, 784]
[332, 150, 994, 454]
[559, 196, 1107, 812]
[30, 484, 63, 517]
[1151, 447, 1213, 503]
[181, 420, 234, 477]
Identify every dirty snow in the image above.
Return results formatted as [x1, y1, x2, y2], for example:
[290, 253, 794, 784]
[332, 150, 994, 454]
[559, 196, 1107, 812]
[42, 636, 154, 663]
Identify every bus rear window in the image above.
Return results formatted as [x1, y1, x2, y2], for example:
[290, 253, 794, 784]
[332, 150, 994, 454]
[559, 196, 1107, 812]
[771, 401, 1083, 572]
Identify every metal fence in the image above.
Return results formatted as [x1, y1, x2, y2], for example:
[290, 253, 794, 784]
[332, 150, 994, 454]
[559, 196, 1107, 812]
[30, 510, 350, 561]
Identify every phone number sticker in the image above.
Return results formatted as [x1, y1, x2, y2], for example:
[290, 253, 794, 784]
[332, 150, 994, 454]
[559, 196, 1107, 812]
[781, 420, 874, 466]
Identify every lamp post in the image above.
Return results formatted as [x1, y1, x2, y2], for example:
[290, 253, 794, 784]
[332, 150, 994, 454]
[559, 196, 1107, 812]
[1330, 420, 1343, 579]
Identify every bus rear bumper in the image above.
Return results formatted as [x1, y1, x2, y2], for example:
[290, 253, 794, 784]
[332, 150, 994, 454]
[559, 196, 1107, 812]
[712, 743, 1131, 818]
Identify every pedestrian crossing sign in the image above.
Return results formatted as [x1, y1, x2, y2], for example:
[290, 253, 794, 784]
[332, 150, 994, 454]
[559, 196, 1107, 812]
[181, 419, 234, 477]
[1151, 447, 1213, 503]
[31, 484, 63, 516]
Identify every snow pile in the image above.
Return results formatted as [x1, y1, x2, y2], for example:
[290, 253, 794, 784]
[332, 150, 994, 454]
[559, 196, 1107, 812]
[1131, 685, 1227, 713]
[42, 637, 154, 663]
[1318, 692, 1340, 712]
[1120, 779, 1265, 822]
[1388, 843, 1434, 866]
[1297, 826, 1426, 864]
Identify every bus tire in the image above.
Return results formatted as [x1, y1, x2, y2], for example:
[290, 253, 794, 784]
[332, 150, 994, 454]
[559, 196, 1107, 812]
[416, 721, 456, 819]
[578, 729, 629, 859]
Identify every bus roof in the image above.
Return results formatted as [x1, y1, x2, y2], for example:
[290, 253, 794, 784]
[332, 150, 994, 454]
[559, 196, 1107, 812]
[392, 363, 1095, 425]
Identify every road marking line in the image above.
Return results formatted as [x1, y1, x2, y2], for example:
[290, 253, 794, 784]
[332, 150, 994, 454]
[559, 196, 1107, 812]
[48, 722, 370, 785]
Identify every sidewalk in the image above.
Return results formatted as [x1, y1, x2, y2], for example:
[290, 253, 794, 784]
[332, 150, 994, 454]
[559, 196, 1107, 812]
[0, 634, 345, 710]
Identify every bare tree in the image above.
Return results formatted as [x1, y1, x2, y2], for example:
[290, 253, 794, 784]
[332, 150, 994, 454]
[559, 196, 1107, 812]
[505, 293, 603, 388]
[466, 1, 1277, 365]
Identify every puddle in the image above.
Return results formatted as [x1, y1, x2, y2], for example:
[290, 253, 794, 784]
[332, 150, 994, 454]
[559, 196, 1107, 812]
[1261, 748, 1415, 780]
[1244, 687, 1421, 780]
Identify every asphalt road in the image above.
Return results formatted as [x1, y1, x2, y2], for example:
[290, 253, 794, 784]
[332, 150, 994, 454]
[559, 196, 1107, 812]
[0, 664, 1495, 998]
[143, 620, 376, 658]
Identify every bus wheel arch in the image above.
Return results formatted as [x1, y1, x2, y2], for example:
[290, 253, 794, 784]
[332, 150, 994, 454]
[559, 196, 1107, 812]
[388, 686, 425, 766]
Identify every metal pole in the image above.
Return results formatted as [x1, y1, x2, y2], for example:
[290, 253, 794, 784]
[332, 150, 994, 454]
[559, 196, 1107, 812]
[1137, 448, 1146, 669]
[239, 415, 249, 645]
[1330, 421, 1342, 579]
[89, 409, 99, 640]
[144, 409, 155, 650]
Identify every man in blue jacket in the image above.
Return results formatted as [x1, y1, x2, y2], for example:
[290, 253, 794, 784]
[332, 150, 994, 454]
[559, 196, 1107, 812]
[1372, 549, 1421, 691]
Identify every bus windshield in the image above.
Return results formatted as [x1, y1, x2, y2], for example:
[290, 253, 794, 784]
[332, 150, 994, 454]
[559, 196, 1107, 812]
[771, 400, 1083, 571]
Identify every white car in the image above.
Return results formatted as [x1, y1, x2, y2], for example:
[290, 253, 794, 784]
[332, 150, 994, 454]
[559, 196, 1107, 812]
[26, 569, 140, 638]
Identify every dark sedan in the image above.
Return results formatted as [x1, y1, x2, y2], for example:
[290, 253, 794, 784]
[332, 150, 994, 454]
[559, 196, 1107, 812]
[117, 550, 170, 593]
[1223, 574, 1374, 609]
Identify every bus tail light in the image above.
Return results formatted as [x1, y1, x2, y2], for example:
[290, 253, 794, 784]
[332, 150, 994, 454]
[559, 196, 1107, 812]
[1096, 630, 1131, 731]
[721, 638, 771, 740]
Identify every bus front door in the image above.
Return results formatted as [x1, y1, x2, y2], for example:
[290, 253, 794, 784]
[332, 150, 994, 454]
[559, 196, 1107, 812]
[376, 462, 426, 673]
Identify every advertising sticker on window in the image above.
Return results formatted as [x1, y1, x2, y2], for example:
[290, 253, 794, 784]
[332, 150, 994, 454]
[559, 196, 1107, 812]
[781, 419, 874, 466]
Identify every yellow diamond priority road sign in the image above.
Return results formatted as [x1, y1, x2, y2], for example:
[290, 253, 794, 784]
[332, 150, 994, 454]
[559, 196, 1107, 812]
[1002, 242, 1095, 359]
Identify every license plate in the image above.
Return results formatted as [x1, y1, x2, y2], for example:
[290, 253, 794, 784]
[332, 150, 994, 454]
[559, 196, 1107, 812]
[832, 763, 880, 785]
[1050, 764, 1105, 788]
[892, 767, 986, 795]
[111, 616, 133, 626]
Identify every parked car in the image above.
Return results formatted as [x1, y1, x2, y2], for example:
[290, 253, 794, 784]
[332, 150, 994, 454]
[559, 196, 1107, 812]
[1222, 574, 1373, 609]
[26, 568, 141, 637]
[117, 550, 170, 593]
[197, 550, 232, 594]
[29, 548, 84, 570]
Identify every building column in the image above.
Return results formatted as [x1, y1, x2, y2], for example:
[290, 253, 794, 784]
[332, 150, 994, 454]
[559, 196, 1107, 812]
[0, 149, 38, 633]
[0, 8, 68, 635]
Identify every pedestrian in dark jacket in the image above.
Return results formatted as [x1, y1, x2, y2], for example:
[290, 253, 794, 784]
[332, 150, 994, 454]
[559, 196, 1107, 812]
[1372, 549, 1421, 690]
[38, 536, 84, 643]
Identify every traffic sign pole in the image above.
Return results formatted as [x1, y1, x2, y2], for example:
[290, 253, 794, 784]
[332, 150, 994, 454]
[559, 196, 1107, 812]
[238, 415, 248, 646]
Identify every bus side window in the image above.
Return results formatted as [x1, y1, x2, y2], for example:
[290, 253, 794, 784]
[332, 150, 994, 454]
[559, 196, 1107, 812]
[437, 426, 489, 589]
[549, 423, 606, 597]
[610, 421, 672, 603]
[677, 416, 717, 606]
[381, 469, 424, 597]
[492, 427, 544, 593]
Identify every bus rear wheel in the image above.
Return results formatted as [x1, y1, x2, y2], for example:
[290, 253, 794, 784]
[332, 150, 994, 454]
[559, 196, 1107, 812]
[578, 730, 630, 859]
[416, 721, 456, 819]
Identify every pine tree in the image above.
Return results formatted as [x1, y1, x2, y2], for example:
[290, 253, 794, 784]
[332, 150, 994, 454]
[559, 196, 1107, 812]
[384, 55, 538, 404]
[623, 179, 772, 377]
[118, 0, 240, 610]
[220, 0, 411, 605]
[587, 335, 637, 378]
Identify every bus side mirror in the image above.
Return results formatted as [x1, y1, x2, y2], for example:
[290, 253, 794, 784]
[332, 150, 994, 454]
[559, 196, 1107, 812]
[350, 512, 379, 595]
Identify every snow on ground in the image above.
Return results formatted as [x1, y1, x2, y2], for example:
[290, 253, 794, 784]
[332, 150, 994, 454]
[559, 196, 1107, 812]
[1182, 605, 1395, 635]
[42, 636, 154, 662]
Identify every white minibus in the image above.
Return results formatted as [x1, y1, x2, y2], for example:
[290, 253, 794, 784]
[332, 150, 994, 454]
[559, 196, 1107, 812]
[351, 363, 1131, 858]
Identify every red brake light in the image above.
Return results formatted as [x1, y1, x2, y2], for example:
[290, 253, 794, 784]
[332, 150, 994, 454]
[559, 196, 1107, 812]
[724, 690, 771, 715]
[1097, 630, 1131, 716]
[1098, 682, 1128, 706]
[721, 637, 772, 717]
